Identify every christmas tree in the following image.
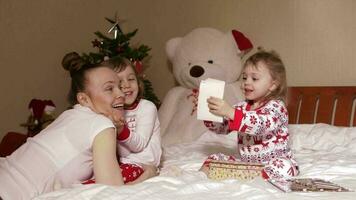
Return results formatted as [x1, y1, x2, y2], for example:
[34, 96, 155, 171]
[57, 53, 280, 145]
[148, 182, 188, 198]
[82, 15, 161, 108]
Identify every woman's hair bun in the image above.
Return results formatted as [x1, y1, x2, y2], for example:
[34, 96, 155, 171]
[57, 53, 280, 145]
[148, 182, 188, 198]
[62, 52, 86, 72]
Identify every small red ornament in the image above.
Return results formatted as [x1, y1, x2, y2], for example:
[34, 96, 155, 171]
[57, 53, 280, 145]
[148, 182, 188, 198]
[91, 39, 102, 48]
[117, 46, 124, 53]
[133, 60, 143, 74]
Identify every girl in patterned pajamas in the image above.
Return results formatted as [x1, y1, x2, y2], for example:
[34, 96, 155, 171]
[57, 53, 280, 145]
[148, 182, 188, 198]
[201, 49, 299, 180]
[84, 58, 161, 184]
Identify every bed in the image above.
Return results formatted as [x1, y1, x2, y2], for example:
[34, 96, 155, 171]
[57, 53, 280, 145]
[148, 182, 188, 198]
[34, 86, 356, 200]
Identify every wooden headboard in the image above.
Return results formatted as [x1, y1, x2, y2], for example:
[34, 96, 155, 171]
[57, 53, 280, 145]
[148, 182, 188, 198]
[287, 87, 356, 126]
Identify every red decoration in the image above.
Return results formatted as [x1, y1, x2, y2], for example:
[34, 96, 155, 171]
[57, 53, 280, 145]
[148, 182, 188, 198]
[133, 60, 143, 74]
[91, 39, 101, 48]
[28, 99, 55, 120]
[22, 99, 56, 137]
[232, 30, 253, 52]
[116, 46, 124, 53]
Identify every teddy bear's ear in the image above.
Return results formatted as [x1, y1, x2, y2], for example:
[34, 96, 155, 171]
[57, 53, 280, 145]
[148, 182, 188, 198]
[231, 30, 253, 56]
[166, 37, 182, 61]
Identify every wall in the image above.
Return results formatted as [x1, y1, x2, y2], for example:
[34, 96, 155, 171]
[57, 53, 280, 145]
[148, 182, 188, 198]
[1, 0, 355, 140]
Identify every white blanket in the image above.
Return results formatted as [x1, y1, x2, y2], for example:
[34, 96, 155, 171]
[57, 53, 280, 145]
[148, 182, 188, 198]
[34, 123, 356, 200]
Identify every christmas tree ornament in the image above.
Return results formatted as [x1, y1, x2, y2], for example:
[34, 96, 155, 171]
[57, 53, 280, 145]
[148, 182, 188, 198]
[133, 60, 143, 74]
[107, 13, 123, 39]
[91, 39, 102, 48]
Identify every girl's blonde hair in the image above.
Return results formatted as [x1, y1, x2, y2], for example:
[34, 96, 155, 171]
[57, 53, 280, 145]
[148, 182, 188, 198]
[112, 58, 144, 101]
[242, 48, 287, 102]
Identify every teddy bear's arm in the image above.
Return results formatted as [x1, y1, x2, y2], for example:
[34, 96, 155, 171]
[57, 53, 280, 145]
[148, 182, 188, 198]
[203, 119, 230, 134]
[158, 86, 187, 137]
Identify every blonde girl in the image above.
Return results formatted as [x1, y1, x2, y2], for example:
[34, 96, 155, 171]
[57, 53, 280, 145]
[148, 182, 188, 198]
[201, 49, 298, 180]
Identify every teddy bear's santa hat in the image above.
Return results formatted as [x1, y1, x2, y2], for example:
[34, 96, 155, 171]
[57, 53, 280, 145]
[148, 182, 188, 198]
[232, 30, 253, 53]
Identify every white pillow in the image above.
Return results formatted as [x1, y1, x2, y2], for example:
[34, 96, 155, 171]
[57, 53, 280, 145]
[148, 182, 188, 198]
[289, 123, 356, 153]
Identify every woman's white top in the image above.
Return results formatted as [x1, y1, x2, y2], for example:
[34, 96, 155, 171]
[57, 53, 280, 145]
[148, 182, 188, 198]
[0, 104, 115, 200]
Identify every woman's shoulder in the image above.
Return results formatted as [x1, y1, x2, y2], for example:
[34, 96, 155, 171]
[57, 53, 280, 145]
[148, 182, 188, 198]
[48, 105, 114, 145]
[67, 104, 113, 124]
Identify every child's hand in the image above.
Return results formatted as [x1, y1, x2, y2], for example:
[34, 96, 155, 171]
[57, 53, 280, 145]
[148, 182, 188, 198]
[106, 111, 125, 133]
[114, 117, 126, 133]
[207, 97, 235, 120]
[187, 89, 199, 115]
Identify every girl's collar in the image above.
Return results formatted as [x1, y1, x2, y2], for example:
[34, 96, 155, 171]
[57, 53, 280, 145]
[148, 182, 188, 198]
[246, 100, 268, 111]
[124, 98, 140, 110]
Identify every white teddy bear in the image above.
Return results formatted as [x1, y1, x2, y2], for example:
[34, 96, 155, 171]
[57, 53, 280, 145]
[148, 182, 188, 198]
[159, 27, 253, 146]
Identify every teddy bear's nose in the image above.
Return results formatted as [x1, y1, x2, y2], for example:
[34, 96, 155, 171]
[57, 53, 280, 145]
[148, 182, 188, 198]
[190, 65, 205, 77]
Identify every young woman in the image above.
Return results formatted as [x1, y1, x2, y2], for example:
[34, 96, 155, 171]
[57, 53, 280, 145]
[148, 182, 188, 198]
[0, 52, 125, 200]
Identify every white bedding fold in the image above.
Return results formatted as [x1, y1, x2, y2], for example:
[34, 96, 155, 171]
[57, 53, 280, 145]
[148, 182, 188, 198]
[34, 123, 356, 200]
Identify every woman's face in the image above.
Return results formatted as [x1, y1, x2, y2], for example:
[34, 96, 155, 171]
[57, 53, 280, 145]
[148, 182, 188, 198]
[116, 66, 139, 106]
[83, 66, 125, 120]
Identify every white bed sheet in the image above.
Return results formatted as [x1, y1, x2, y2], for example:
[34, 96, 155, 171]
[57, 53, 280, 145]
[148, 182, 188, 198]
[34, 123, 356, 200]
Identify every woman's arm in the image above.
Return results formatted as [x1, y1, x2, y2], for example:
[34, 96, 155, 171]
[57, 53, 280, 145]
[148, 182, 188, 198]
[93, 127, 124, 186]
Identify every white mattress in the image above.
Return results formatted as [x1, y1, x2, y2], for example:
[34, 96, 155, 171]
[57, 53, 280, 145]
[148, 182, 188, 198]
[34, 123, 356, 200]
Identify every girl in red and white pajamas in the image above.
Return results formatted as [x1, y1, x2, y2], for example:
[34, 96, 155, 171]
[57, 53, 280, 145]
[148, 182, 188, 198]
[84, 58, 161, 185]
[201, 49, 299, 180]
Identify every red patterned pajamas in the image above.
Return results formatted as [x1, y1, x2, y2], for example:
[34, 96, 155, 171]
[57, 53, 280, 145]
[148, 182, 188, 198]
[203, 100, 299, 180]
[82, 163, 144, 184]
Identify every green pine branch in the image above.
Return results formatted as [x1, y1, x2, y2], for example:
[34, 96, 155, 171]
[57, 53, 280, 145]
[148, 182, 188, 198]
[81, 17, 161, 107]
